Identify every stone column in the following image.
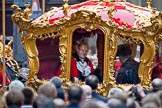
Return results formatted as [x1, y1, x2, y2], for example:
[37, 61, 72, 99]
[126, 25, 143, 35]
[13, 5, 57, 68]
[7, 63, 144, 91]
[127, 0, 141, 6]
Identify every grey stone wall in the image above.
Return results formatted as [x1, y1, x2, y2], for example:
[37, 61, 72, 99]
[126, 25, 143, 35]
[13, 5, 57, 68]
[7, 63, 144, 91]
[127, 0, 141, 6]
[152, 0, 162, 11]
[128, 0, 162, 11]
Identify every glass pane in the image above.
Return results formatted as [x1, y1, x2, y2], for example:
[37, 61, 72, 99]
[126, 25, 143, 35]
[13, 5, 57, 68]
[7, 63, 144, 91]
[152, 40, 162, 80]
[115, 41, 140, 84]
[71, 29, 104, 82]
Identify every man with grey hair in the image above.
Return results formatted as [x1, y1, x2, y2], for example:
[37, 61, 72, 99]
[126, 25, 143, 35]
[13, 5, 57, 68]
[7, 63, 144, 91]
[150, 78, 162, 92]
[8, 80, 25, 91]
[81, 85, 92, 101]
[141, 93, 161, 108]
[68, 85, 84, 108]
[38, 82, 57, 99]
[85, 75, 107, 103]
[50, 76, 62, 88]
[50, 76, 65, 100]
[107, 98, 127, 108]
[5, 90, 25, 108]
[108, 87, 123, 98]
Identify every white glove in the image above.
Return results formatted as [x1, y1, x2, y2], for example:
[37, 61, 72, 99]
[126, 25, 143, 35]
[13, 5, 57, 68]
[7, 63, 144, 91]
[74, 77, 79, 82]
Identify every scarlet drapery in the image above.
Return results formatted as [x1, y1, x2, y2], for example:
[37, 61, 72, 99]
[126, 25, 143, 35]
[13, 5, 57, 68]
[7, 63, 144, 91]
[37, 38, 61, 80]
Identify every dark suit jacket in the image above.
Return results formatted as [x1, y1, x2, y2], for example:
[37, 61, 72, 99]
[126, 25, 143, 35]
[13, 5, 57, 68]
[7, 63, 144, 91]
[8, 105, 20, 108]
[117, 57, 140, 84]
[92, 91, 108, 103]
[68, 103, 80, 108]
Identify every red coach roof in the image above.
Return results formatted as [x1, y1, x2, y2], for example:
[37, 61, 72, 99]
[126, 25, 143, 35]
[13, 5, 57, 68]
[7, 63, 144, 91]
[33, 0, 154, 28]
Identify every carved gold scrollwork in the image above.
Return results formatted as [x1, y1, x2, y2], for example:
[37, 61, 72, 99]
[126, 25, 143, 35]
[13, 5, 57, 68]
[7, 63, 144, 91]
[104, 28, 119, 91]
[149, 12, 162, 37]
[59, 31, 69, 82]
[11, 4, 32, 29]
[107, 1, 116, 20]
[11, 4, 32, 40]
[139, 40, 155, 88]
[147, 0, 152, 9]
[63, 0, 71, 17]
[70, 10, 100, 24]
[23, 3, 32, 20]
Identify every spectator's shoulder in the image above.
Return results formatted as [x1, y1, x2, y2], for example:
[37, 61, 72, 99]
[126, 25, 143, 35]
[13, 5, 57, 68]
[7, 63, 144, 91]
[92, 92, 107, 103]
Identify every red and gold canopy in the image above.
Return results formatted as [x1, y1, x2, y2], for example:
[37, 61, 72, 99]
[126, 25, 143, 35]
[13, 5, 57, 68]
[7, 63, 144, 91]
[33, 0, 154, 28]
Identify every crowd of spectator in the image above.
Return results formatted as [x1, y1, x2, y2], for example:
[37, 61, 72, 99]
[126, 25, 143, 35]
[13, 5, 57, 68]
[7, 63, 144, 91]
[0, 75, 162, 108]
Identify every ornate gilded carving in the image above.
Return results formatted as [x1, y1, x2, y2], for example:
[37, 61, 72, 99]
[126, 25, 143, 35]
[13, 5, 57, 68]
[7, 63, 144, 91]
[23, 3, 32, 19]
[121, 4, 152, 28]
[11, 5, 32, 30]
[63, 0, 71, 17]
[59, 30, 69, 82]
[107, 1, 116, 20]
[106, 29, 118, 89]
[139, 40, 155, 89]
[147, 0, 152, 9]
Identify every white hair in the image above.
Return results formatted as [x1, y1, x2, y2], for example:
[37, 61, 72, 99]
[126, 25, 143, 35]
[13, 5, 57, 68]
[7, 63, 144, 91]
[8, 80, 25, 91]
[81, 85, 92, 100]
[108, 87, 123, 98]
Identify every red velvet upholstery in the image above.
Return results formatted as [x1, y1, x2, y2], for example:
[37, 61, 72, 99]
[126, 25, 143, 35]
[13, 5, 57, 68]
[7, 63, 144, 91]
[96, 30, 104, 77]
[36, 38, 61, 80]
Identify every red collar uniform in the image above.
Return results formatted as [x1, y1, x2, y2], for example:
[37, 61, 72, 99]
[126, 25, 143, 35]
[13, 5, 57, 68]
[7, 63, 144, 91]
[71, 54, 94, 81]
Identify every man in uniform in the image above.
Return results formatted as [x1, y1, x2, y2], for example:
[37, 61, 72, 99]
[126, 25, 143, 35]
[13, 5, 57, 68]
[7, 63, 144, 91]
[71, 41, 94, 82]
